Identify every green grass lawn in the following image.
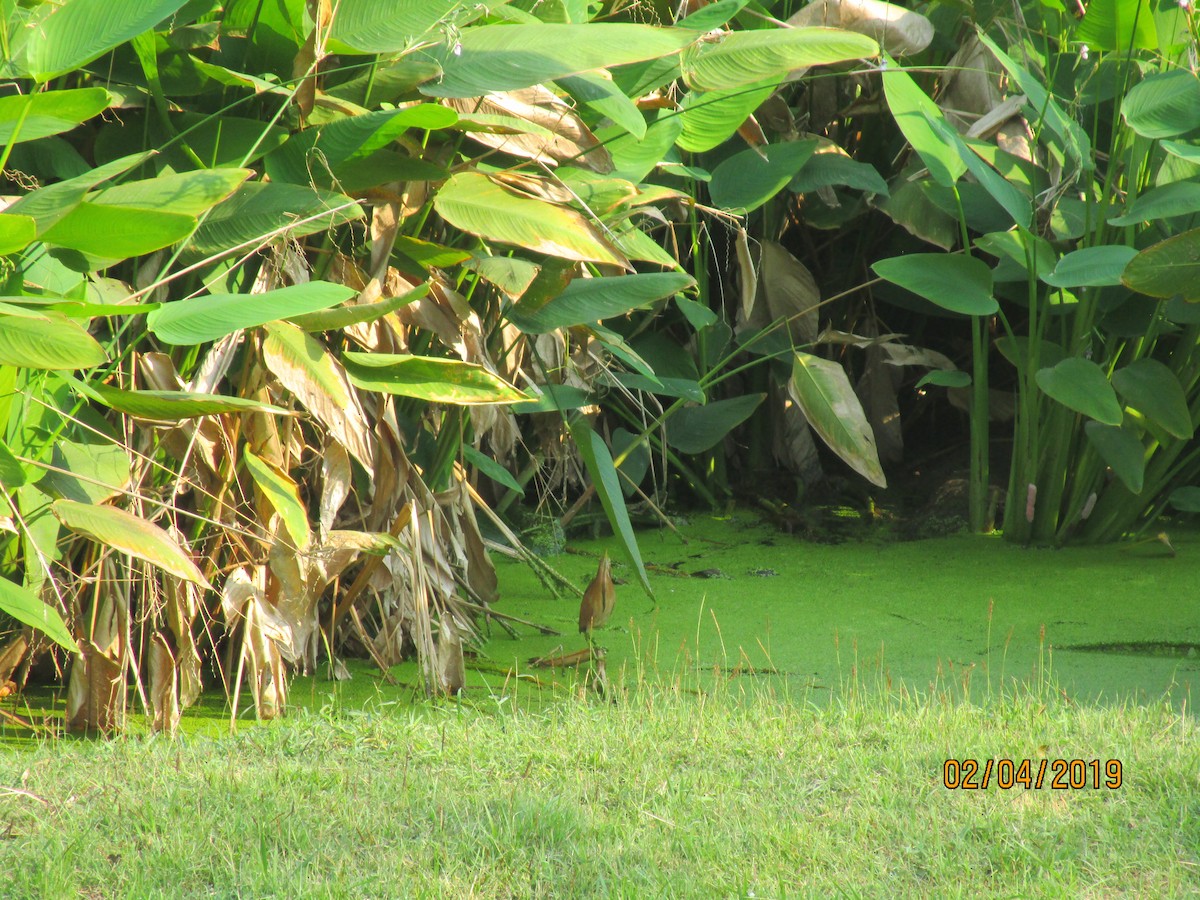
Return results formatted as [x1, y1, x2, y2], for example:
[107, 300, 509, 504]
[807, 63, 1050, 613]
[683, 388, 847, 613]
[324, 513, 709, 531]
[2, 670, 1198, 898]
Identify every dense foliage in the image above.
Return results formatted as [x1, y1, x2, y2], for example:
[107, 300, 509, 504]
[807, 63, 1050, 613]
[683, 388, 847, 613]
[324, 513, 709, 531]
[1, 0, 1198, 728]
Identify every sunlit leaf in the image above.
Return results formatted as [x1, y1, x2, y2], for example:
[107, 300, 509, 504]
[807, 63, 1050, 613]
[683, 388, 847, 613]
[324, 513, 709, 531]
[343, 352, 529, 405]
[0, 213, 35, 254]
[0, 88, 109, 143]
[0, 314, 107, 369]
[1076, 0, 1159, 52]
[682, 27, 878, 92]
[0, 577, 79, 653]
[1122, 70, 1200, 139]
[882, 59, 965, 188]
[788, 352, 886, 487]
[1043, 245, 1138, 288]
[53, 499, 211, 589]
[81, 382, 292, 420]
[1121, 228, 1200, 300]
[147, 282, 357, 344]
[434, 172, 629, 267]
[1109, 182, 1200, 226]
[243, 448, 310, 550]
[39, 202, 196, 259]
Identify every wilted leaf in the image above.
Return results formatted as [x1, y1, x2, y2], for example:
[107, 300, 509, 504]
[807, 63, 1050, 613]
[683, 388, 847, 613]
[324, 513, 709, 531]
[244, 448, 311, 550]
[788, 0, 933, 57]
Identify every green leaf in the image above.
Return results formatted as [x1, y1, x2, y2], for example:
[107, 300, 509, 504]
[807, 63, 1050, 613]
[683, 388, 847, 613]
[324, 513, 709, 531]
[1121, 227, 1200, 300]
[882, 60, 965, 188]
[788, 352, 886, 487]
[4, 152, 150, 234]
[90, 168, 252, 216]
[0, 314, 107, 369]
[510, 384, 591, 413]
[147, 282, 357, 345]
[328, 0, 484, 54]
[52, 499, 211, 589]
[343, 352, 529, 405]
[39, 202, 196, 259]
[82, 382, 292, 420]
[676, 79, 777, 154]
[872, 254, 998, 315]
[186, 183, 363, 260]
[288, 284, 430, 332]
[507, 272, 694, 333]
[462, 257, 540, 299]
[1169, 486, 1200, 512]
[0, 577, 79, 653]
[1076, 0, 1158, 52]
[916, 369, 971, 388]
[1035, 358, 1123, 425]
[666, 394, 765, 453]
[0, 438, 26, 488]
[0, 88, 109, 143]
[1111, 358, 1194, 439]
[678, 0, 751, 30]
[434, 173, 629, 268]
[0, 213, 35, 254]
[243, 448, 310, 550]
[1108, 182, 1200, 226]
[790, 154, 889, 196]
[425, 24, 698, 97]
[28, 0, 192, 81]
[1043, 245, 1138, 288]
[708, 141, 817, 213]
[569, 420, 653, 599]
[1084, 422, 1145, 494]
[1122, 70, 1200, 139]
[559, 72, 647, 140]
[462, 444, 524, 497]
[682, 28, 878, 92]
[601, 111, 684, 181]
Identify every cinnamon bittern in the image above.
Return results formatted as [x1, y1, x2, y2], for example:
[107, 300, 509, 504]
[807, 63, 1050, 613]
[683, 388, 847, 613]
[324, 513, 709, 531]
[579, 552, 616, 639]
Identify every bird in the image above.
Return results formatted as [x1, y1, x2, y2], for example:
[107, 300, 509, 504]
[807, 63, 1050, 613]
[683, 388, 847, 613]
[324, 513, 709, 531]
[578, 551, 616, 640]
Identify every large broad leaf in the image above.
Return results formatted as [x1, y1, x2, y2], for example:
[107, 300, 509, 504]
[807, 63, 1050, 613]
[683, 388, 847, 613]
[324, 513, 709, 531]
[0, 578, 79, 653]
[0, 313, 107, 369]
[4, 152, 150, 234]
[185, 183, 364, 260]
[1076, 0, 1158, 50]
[882, 59, 965, 188]
[682, 27, 878, 92]
[90, 168, 251, 216]
[1170, 486, 1200, 512]
[147, 283, 357, 345]
[434, 173, 629, 267]
[1109, 182, 1200, 226]
[1111, 358, 1194, 439]
[676, 79, 778, 154]
[39, 202, 196, 259]
[1043, 245, 1138, 288]
[708, 141, 817, 212]
[788, 352, 886, 487]
[0, 214, 35, 255]
[0, 88, 109, 143]
[1122, 70, 1200, 139]
[666, 394, 766, 454]
[424, 24, 698, 97]
[790, 153, 889, 196]
[28, 0, 192, 81]
[0, 439, 25, 488]
[1084, 422, 1145, 494]
[328, 0, 484, 53]
[872, 254, 997, 315]
[243, 448, 310, 550]
[507, 272, 694, 333]
[602, 112, 684, 181]
[343, 352, 528, 405]
[1035, 358, 1123, 425]
[569, 421, 653, 599]
[559, 71, 646, 140]
[1122, 228, 1200, 300]
[52, 499, 211, 589]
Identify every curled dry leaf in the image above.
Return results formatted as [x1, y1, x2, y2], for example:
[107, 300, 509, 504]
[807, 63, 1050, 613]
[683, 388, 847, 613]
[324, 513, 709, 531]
[148, 632, 180, 737]
[445, 86, 614, 173]
[938, 35, 1004, 133]
[736, 226, 758, 323]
